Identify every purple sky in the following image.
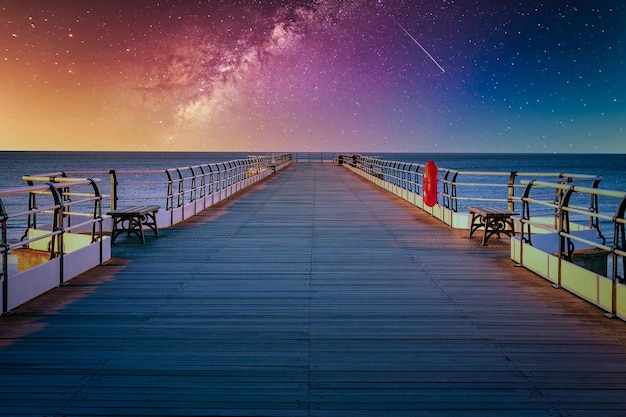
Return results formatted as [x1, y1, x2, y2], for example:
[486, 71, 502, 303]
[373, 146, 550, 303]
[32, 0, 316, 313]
[2, 0, 625, 152]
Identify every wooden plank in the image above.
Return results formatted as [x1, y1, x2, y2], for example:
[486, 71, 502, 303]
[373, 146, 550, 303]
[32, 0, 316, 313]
[1, 163, 626, 416]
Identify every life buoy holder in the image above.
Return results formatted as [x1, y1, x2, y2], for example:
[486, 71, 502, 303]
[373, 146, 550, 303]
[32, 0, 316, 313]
[423, 160, 438, 207]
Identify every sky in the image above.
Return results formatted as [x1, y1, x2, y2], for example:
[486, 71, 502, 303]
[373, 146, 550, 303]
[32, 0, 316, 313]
[1, 0, 625, 153]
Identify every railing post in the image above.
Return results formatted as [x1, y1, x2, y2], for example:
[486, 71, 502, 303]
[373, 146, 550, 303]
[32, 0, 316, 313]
[590, 177, 606, 244]
[554, 175, 572, 230]
[609, 197, 626, 318]
[520, 181, 534, 245]
[409, 162, 415, 191]
[451, 171, 459, 212]
[21, 184, 38, 241]
[215, 165, 221, 193]
[46, 183, 65, 286]
[227, 162, 234, 192]
[83, 177, 105, 265]
[508, 172, 517, 212]
[109, 170, 118, 212]
[198, 165, 207, 210]
[86, 178, 102, 244]
[441, 170, 458, 212]
[442, 170, 451, 209]
[1, 198, 8, 315]
[165, 170, 175, 225]
[1, 244, 7, 315]
[415, 165, 423, 197]
[556, 186, 576, 289]
[189, 166, 197, 205]
[206, 165, 214, 206]
[175, 169, 184, 207]
[217, 164, 224, 193]
[0, 198, 7, 248]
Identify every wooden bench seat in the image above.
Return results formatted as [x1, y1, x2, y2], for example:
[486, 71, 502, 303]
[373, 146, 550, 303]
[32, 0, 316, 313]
[107, 205, 160, 244]
[468, 205, 517, 246]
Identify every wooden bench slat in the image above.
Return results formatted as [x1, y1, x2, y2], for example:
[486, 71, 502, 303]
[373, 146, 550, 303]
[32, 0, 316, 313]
[108, 205, 161, 216]
[467, 206, 516, 246]
[468, 206, 515, 216]
[107, 205, 160, 244]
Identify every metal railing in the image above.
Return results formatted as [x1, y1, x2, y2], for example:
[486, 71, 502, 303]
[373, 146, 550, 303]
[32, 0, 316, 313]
[517, 180, 626, 317]
[293, 152, 341, 163]
[26, 154, 291, 214]
[345, 154, 602, 214]
[342, 153, 626, 319]
[0, 153, 292, 314]
[1, 177, 106, 314]
[519, 181, 626, 270]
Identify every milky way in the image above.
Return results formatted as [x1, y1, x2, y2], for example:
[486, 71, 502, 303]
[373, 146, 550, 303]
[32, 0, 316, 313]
[1, 0, 625, 152]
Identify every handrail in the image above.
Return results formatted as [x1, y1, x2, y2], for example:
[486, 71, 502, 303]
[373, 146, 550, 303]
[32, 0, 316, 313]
[38, 154, 292, 215]
[293, 152, 341, 163]
[340, 154, 624, 320]
[1, 179, 106, 313]
[1, 153, 293, 315]
[518, 179, 626, 317]
[346, 154, 603, 215]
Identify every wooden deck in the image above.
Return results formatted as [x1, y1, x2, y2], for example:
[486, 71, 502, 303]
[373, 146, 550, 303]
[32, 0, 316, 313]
[2, 163, 626, 416]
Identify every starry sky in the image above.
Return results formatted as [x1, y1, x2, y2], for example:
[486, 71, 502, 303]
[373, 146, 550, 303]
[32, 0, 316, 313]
[1, 0, 625, 153]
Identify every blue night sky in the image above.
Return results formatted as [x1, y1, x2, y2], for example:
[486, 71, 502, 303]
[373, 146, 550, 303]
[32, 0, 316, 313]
[1, 0, 625, 152]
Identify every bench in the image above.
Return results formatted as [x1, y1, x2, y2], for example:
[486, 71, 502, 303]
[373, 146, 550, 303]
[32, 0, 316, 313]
[467, 206, 517, 246]
[107, 205, 160, 244]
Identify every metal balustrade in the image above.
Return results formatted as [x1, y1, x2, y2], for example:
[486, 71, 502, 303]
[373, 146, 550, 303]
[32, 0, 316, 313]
[516, 179, 626, 317]
[1, 177, 107, 314]
[25, 154, 291, 224]
[4, 152, 623, 319]
[0, 154, 292, 314]
[347, 154, 602, 213]
[293, 152, 341, 163]
[341, 153, 626, 320]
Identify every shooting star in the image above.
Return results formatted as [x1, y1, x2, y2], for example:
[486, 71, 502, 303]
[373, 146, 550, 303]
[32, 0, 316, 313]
[393, 17, 446, 74]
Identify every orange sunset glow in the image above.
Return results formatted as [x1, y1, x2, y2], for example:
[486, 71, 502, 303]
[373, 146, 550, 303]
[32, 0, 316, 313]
[2, 1, 625, 152]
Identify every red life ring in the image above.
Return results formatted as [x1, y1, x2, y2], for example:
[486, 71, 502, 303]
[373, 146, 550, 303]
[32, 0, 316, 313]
[422, 160, 438, 207]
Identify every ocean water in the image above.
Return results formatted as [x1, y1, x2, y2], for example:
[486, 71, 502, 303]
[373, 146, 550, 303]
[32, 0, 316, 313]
[0, 151, 252, 190]
[2, 151, 624, 189]
[1, 151, 625, 244]
[375, 152, 626, 192]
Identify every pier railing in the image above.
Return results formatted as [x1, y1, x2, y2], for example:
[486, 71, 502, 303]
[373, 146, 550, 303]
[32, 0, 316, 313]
[340, 153, 626, 320]
[293, 152, 341, 163]
[0, 177, 110, 314]
[343, 154, 602, 212]
[24, 154, 291, 227]
[513, 179, 626, 319]
[0, 154, 292, 314]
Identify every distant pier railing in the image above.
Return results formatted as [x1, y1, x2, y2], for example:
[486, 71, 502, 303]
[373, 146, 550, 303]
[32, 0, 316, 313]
[342, 154, 602, 213]
[18, 154, 291, 224]
[340, 153, 626, 321]
[293, 153, 341, 163]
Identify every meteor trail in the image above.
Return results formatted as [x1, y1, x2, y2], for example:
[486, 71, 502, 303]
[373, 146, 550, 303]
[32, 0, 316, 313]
[393, 17, 446, 74]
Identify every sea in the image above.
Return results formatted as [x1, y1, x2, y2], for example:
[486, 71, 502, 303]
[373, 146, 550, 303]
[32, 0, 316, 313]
[2, 151, 624, 190]
[1, 151, 625, 244]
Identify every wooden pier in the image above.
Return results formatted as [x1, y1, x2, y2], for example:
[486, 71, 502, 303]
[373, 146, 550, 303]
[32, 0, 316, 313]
[1, 163, 626, 416]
